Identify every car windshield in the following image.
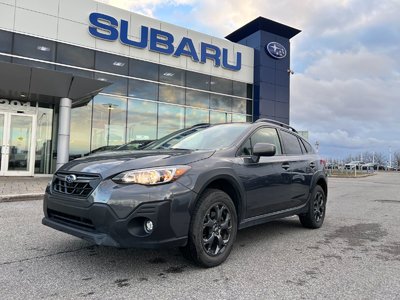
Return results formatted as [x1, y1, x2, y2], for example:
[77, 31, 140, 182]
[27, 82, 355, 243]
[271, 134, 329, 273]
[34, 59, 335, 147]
[145, 123, 250, 151]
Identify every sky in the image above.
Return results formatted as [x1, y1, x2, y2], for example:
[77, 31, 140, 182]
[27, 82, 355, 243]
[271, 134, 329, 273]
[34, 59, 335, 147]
[95, 0, 400, 161]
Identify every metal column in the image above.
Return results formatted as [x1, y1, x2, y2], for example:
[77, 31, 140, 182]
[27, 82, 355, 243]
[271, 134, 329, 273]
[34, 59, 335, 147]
[56, 97, 72, 170]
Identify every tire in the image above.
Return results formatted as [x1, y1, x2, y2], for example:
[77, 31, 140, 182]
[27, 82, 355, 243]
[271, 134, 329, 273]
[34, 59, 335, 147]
[181, 189, 238, 268]
[299, 185, 326, 229]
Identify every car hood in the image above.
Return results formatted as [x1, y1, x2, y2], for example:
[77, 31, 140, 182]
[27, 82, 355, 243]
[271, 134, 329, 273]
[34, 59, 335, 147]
[58, 149, 215, 178]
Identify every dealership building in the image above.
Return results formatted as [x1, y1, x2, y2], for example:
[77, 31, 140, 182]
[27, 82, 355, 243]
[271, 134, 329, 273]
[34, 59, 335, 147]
[0, 0, 300, 176]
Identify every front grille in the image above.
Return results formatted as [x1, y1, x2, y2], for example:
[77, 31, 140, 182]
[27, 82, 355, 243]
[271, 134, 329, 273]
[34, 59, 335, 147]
[48, 209, 95, 230]
[52, 173, 101, 198]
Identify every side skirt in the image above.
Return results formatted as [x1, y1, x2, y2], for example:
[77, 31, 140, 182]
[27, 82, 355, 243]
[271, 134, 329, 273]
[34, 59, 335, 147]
[238, 202, 308, 230]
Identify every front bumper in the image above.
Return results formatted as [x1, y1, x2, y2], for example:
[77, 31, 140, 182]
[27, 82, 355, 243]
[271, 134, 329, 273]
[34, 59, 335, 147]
[43, 179, 197, 248]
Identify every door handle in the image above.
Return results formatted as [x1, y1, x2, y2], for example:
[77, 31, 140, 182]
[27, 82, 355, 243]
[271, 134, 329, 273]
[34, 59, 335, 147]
[282, 162, 290, 170]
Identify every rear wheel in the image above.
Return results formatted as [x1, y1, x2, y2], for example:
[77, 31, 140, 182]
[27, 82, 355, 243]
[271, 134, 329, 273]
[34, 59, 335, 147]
[181, 189, 237, 268]
[299, 185, 326, 229]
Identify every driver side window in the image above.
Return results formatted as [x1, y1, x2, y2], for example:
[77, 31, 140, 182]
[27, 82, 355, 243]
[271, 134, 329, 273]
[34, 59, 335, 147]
[239, 127, 282, 156]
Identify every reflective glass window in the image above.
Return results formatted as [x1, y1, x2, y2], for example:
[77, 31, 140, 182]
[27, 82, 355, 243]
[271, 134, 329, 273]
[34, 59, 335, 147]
[210, 76, 232, 95]
[185, 108, 209, 127]
[13, 34, 56, 62]
[231, 114, 247, 123]
[95, 52, 128, 75]
[0, 30, 12, 53]
[159, 85, 185, 105]
[186, 71, 210, 91]
[12, 57, 55, 70]
[280, 130, 302, 155]
[186, 90, 209, 109]
[159, 65, 185, 86]
[246, 100, 253, 115]
[232, 81, 247, 98]
[158, 103, 184, 138]
[210, 95, 232, 112]
[95, 73, 128, 96]
[127, 99, 157, 141]
[232, 98, 246, 113]
[128, 79, 158, 100]
[210, 111, 231, 124]
[57, 43, 95, 69]
[91, 95, 127, 149]
[129, 59, 158, 81]
[239, 127, 281, 156]
[70, 101, 92, 157]
[247, 84, 253, 98]
[35, 106, 53, 174]
[55, 66, 94, 78]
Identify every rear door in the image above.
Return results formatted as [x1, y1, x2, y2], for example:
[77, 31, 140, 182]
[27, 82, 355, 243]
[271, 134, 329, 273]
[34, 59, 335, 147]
[278, 130, 313, 208]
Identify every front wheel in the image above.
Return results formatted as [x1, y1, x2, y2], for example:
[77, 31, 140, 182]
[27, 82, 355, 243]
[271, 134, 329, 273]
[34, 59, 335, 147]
[181, 189, 237, 268]
[299, 185, 326, 229]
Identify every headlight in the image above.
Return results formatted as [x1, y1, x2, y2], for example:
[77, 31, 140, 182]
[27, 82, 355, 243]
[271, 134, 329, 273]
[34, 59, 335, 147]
[113, 165, 191, 185]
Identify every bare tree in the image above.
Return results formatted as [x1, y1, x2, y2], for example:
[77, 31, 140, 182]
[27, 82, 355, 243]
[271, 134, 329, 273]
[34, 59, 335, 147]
[374, 152, 387, 165]
[394, 151, 400, 168]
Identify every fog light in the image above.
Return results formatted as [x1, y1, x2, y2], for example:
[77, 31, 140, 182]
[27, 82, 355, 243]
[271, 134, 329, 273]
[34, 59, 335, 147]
[144, 220, 154, 234]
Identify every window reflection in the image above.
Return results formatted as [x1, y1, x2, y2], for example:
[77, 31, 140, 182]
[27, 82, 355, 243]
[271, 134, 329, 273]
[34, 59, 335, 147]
[70, 101, 92, 157]
[159, 65, 185, 86]
[159, 85, 185, 105]
[210, 95, 232, 112]
[130, 59, 158, 81]
[232, 98, 246, 113]
[186, 71, 210, 91]
[13, 34, 56, 62]
[185, 108, 209, 127]
[35, 107, 53, 174]
[232, 81, 247, 98]
[95, 52, 128, 75]
[55, 66, 94, 78]
[186, 90, 209, 109]
[158, 104, 184, 138]
[57, 43, 95, 69]
[95, 73, 128, 96]
[127, 99, 157, 141]
[92, 95, 127, 149]
[210, 76, 232, 95]
[129, 79, 158, 100]
[0, 30, 12, 53]
[231, 114, 247, 123]
[210, 111, 231, 124]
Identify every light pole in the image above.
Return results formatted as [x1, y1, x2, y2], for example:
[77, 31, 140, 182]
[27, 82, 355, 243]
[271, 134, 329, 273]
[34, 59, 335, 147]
[102, 103, 118, 146]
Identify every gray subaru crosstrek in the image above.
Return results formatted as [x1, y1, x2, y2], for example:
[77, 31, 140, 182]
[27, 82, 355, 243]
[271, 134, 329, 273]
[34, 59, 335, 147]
[42, 119, 327, 267]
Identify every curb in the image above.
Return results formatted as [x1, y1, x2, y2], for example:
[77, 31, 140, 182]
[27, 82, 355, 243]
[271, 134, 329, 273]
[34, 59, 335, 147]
[0, 193, 44, 203]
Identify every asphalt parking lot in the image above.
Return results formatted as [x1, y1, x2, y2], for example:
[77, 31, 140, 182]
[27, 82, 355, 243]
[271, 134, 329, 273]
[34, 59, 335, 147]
[0, 172, 399, 299]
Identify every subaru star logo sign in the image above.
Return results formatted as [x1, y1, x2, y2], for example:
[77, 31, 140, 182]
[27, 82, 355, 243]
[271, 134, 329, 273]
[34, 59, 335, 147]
[65, 174, 77, 184]
[265, 42, 287, 59]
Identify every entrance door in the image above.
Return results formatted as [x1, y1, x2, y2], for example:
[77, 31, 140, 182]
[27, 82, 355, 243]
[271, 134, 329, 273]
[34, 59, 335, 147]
[0, 112, 36, 176]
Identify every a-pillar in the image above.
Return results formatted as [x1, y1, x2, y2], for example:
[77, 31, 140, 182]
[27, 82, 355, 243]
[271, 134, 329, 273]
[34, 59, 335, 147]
[56, 97, 72, 170]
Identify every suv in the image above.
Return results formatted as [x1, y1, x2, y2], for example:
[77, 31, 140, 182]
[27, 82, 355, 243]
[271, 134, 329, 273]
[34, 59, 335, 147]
[42, 119, 327, 267]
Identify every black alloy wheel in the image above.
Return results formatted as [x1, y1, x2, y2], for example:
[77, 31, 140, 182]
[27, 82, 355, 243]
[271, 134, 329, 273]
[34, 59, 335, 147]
[299, 185, 326, 229]
[202, 203, 232, 256]
[181, 189, 237, 267]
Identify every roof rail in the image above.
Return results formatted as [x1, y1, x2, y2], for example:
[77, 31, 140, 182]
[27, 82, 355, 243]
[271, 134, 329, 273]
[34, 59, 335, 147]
[191, 123, 210, 128]
[254, 118, 298, 133]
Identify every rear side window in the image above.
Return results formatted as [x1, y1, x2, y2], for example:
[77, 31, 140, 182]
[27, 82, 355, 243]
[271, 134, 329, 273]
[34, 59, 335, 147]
[279, 130, 303, 155]
[239, 127, 282, 156]
[301, 139, 315, 154]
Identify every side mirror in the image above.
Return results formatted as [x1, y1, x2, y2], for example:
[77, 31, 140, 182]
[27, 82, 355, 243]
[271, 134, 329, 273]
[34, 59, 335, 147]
[253, 143, 276, 157]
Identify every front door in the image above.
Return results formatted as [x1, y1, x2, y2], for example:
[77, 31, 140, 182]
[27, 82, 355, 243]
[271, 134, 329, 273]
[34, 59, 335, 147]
[0, 112, 36, 176]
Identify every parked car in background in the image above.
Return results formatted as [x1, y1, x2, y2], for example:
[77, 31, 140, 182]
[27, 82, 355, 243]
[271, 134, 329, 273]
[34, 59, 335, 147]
[344, 161, 365, 170]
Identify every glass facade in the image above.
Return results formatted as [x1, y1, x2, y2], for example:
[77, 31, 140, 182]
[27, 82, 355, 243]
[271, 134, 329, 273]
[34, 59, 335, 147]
[0, 29, 253, 171]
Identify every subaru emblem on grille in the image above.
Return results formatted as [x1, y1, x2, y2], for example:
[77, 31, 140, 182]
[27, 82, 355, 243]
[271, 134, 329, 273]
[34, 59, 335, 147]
[65, 174, 77, 184]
